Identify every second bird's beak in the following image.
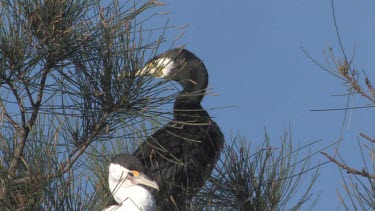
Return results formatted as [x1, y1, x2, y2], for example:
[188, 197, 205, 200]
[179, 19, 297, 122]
[132, 172, 159, 191]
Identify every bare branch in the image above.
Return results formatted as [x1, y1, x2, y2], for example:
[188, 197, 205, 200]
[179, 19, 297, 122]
[360, 133, 375, 144]
[61, 112, 109, 173]
[321, 151, 375, 179]
[8, 64, 52, 176]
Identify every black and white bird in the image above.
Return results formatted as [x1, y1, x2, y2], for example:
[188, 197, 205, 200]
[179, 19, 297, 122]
[133, 48, 225, 210]
[103, 154, 159, 211]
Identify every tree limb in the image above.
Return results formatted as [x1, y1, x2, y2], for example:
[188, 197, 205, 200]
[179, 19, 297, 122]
[8, 64, 52, 176]
[359, 132, 375, 144]
[321, 151, 375, 179]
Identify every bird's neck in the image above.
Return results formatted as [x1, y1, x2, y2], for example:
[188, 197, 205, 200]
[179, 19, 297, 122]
[173, 101, 210, 122]
[173, 62, 209, 122]
[178, 59, 208, 102]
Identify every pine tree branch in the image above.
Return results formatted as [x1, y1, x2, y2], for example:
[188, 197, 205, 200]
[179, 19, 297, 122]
[339, 59, 375, 104]
[8, 63, 53, 176]
[359, 133, 375, 144]
[60, 112, 109, 173]
[321, 151, 375, 179]
[12, 111, 109, 185]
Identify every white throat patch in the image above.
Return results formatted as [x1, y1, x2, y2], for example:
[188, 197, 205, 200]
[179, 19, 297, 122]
[138, 57, 175, 78]
[155, 57, 174, 77]
[108, 163, 131, 190]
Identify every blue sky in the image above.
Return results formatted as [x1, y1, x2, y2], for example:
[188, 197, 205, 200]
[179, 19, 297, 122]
[144, 0, 375, 210]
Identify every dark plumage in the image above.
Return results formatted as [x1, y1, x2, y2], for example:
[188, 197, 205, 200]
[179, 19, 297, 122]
[133, 48, 225, 210]
[112, 154, 145, 172]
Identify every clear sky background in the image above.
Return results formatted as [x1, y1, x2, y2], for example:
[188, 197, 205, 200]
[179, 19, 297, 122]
[139, 0, 375, 210]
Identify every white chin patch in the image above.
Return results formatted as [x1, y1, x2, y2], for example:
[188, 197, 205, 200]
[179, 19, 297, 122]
[109, 163, 129, 182]
[156, 57, 174, 77]
[137, 57, 175, 78]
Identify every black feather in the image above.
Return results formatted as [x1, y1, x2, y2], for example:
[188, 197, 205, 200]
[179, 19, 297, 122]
[112, 154, 145, 172]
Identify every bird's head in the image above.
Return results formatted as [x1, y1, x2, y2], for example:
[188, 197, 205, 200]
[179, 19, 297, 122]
[134, 48, 209, 103]
[108, 154, 159, 192]
[136, 48, 199, 82]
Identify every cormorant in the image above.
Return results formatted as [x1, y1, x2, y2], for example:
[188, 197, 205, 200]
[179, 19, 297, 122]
[133, 48, 225, 210]
[103, 154, 159, 211]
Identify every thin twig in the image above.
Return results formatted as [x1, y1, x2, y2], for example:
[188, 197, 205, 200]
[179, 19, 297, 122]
[359, 133, 375, 144]
[60, 112, 109, 173]
[321, 151, 375, 179]
[0, 100, 22, 134]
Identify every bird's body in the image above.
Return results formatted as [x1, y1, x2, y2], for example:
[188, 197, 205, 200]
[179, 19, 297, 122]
[104, 183, 156, 211]
[104, 154, 159, 211]
[134, 48, 225, 210]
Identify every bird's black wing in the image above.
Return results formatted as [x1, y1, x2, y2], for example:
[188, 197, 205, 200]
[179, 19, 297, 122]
[133, 120, 224, 209]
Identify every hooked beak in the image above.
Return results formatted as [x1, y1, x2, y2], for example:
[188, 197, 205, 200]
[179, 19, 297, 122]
[131, 172, 159, 191]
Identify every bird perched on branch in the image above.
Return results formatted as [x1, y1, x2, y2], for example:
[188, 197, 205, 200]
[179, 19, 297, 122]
[134, 48, 224, 210]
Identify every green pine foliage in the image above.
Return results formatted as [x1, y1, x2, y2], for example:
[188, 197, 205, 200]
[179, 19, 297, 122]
[193, 132, 319, 211]
[0, 0, 168, 209]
